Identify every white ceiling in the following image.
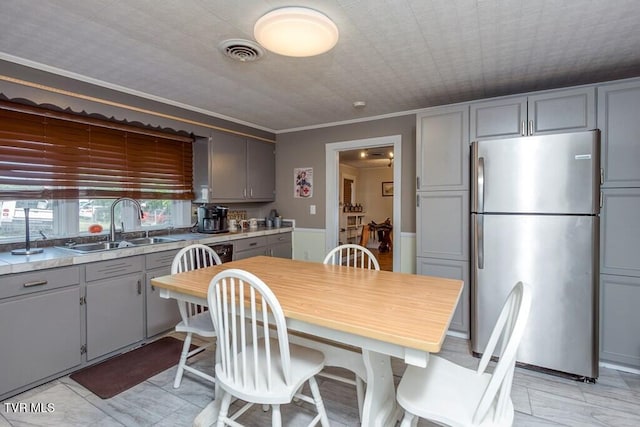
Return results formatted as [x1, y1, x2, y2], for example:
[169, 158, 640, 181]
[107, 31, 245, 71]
[1, 0, 640, 133]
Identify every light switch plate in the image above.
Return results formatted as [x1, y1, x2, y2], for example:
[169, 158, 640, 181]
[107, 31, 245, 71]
[310, 205, 316, 215]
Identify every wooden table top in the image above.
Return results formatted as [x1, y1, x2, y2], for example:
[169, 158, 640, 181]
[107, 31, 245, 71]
[151, 256, 463, 353]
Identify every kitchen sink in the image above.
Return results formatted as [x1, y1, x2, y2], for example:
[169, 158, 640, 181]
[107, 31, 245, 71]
[57, 236, 183, 253]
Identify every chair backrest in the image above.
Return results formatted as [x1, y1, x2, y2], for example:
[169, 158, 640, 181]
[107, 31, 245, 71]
[171, 244, 222, 274]
[207, 268, 293, 392]
[473, 281, 532, 425]
[171, 244, 222, 324]
[323, 244, 380, 270]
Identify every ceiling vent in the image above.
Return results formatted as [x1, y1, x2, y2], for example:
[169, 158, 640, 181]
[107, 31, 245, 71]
[219, 39, 264, 62]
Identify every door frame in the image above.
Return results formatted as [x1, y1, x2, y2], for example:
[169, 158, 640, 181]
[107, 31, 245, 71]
[325, 135, 402, 271]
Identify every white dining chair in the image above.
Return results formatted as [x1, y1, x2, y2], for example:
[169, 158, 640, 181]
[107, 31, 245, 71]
[396, 281, 532, 427]
[208, 268, 330, 427]
[171, 244, 222, 389]
[316, 243, 380, 419]
[323, 243, 380, 270]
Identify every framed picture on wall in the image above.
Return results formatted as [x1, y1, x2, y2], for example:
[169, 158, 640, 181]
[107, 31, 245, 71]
[381, 181, 394, 197]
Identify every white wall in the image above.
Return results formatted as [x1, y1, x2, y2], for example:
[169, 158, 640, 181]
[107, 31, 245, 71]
[358, 166, 393, 225]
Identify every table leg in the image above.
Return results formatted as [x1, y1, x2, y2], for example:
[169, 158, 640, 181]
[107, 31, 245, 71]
[361, 349, 400, 427]
[192, 382, 222, 427]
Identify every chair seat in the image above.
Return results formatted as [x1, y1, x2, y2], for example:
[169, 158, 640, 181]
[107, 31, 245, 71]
[397, 355, 512, 427]
[174, 311, 216, 337]
[216, 338, 325, 405]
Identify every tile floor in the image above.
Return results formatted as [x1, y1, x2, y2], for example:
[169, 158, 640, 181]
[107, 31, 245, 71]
[2, 335, 640, 426]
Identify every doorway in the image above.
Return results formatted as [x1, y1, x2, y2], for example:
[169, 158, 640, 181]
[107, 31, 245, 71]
[325, 135, 402, 271]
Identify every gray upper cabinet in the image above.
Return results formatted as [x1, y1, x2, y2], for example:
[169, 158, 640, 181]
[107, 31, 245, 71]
[246, 138, 276, 200]
[193, 132, 275, 203]
[416, 104, 470, 191]
[598, 80, 640, 188]
[470, 87, 595, 140]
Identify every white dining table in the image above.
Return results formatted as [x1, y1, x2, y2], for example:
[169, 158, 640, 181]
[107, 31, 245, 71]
[151, 256, 463, 427]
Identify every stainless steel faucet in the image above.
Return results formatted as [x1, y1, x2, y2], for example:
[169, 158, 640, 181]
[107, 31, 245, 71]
[109, 197, 144, 242]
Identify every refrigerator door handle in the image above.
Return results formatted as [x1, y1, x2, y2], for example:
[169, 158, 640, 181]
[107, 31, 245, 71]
[476, 214, 484, 269]
[478, 156, 485, 213]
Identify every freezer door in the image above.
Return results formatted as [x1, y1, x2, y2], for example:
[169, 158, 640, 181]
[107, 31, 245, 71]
[471, 213, 599, 378]
[471, 131, 600, 214]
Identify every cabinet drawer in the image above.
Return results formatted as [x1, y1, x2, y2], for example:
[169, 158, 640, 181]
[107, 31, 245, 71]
[267, 233, 292, 245]
[85, 256, 143, 282]
[0, 266, 80, 300]
[146, 249, 180, 270]
[234, 236, 267, 252]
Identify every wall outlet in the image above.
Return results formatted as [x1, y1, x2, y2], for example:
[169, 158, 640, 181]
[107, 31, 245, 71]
[310, 205, 316, 215]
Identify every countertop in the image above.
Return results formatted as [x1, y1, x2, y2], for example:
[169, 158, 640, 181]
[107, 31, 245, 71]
[0, 225, 294, 275]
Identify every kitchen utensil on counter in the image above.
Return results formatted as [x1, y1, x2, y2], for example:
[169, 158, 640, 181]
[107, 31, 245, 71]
[265, 217, 273, 227]
[248, 218, 258, 230]
[228, 219, 237, 231]
[274, 216, 282, 228]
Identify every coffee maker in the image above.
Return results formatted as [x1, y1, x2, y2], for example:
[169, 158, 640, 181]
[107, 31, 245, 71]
[197, 205, 229, 233]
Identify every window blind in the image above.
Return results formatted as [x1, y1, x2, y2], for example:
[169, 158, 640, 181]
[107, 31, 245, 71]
[0, 101, 194, 200]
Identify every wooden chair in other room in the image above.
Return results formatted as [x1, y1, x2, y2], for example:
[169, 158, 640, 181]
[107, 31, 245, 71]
[171, 244, 222, 388]
[396, 281, 532, 427]
[208, 269, 330, 427]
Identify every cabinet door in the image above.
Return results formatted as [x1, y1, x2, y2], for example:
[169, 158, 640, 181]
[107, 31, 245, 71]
[86, 274, 144, 360]
[598, 80, 640, 187]
[246, 138, 275, 201]
[268, 233, 292, 258]
[210, 132, 247, 200]
[529, 87, 595, 135]
[600, 274, 640, 369]
[417, 258, 469, 334]
[470, 96, 527, 140]
[0, 287, 81, 397]
[146, 266, 181, 338]
[417, 104, 469, 191]
[600, 188, 640, 277]
[192, 136, 211, 203]
[416, 191, 469, 261]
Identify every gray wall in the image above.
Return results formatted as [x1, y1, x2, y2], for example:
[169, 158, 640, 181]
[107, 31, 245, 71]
[274, 115, 416, 232]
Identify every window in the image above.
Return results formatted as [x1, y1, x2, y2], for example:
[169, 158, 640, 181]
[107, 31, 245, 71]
[0, 100, 194, 242]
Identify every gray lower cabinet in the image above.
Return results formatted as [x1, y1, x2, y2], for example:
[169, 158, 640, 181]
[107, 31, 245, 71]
[470, 87, 595, 140]
[598, 79, 640, 188]
[267, 233, 292, 258]
[234, 233, 293, 260]
[417, 258, 469, 334]
[600, 274, 640, 369]
[145, 249, 181, 338]
[0, 266, 81, 399]
[234, 236, 268, 260]
[85, 256, 145, 361]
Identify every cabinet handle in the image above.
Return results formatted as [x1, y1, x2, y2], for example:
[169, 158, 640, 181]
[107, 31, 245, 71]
[416, 176, 420, 190]
[521, 120, 526, 136]
[23, 280, 47, 288]
[528, 120, 534, 136]
[249, 242, 257, 247]
[137, 280, 142, 295]
[250, 188, 253, 198]
[243, 188, 247, 198]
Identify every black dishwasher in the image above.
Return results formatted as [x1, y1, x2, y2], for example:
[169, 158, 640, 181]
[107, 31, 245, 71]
[208, 243, 233, 263]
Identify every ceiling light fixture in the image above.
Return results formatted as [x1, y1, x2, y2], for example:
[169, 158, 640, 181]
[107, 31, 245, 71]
[254, 7, 339, 57]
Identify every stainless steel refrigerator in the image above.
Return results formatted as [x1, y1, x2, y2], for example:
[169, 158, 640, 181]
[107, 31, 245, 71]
[471, 130, 600, 380]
